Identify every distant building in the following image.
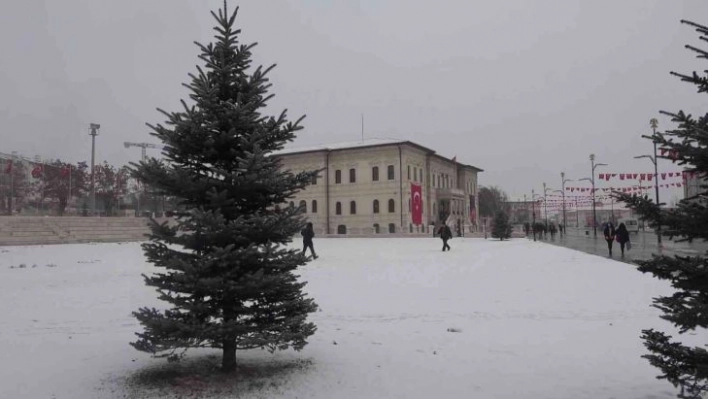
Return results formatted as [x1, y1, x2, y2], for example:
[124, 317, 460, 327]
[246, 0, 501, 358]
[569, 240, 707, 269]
[274, 139, 483, 235]
[683, 171, 707, 201]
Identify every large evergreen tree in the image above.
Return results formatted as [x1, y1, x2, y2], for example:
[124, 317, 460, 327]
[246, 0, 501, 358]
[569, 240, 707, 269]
[491, 210, 512, 240]
[130, 2, 318, 371]
[617, 20, 708, 399]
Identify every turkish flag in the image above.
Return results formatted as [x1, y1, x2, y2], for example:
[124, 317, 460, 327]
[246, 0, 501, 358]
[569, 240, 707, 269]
[31, 165, 43, 179]
[411, 183, 423, 225]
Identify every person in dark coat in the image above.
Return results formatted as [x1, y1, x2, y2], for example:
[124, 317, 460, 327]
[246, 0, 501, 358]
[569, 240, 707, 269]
[438, 224, 452, 251]
[603, 222, 616, 256]
[615, 222, 631, 257]
[301, 222, 318, 259]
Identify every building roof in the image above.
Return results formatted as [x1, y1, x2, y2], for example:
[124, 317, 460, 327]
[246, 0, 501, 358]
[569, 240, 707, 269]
[273, 138, 484, 172]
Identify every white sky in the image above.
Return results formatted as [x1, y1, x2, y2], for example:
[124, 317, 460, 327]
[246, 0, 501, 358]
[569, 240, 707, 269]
[1, 0, 706, 203]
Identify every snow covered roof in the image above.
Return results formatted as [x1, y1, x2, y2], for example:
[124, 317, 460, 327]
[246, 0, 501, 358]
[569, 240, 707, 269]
[272, 138, 405, 155]
[273, 138, 483, 171]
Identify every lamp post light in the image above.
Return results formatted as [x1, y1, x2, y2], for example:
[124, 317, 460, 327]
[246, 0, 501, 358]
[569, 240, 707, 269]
[89, 123, 100, 216]
[561, 172, 573, 234]
[588, 154, 608, 237]
[634, 118, 662, 245]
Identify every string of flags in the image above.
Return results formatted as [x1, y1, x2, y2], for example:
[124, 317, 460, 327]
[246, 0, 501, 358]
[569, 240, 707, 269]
[594, 171, 703, 182]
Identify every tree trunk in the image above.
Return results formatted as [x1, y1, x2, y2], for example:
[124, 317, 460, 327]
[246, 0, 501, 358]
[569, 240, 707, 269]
[222, 339, 237, 371]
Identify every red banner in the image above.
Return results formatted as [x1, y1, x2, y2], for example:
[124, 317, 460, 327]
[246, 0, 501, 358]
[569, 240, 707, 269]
[31, 165, 43, 179]
[411, 183, 422, 225]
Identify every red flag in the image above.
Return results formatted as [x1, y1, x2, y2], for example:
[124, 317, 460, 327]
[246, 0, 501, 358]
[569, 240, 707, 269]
[4, 160, 11, 174]
[31, 165, 43, 179]
[599, 173, 605, 179]
[661, 173, 666, 180]
[619, 174, 625, 180]
[640, 173, 646, 181]
[632, 173, 638, 179]
[411, 183, 423, 225]
[60, 166, 70, 178]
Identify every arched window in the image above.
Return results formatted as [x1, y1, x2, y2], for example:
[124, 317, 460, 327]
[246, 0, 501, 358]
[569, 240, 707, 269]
[350, 201, 357, 215]
[388, 199, 395, 213]
[349, 168, 356, 183]
[372, 166, 379, 181]
[388, 223, 396, 233]
[336, 202, 342, 215]
[337, 225, 347, 234]
[387, 165, 394, 180]
[373, 223, 380, 234]
[312, 200, 318, 213]
[335, 170, 342, 184]
[373, 199, 379, 214]
[299, 200, 307, 213]
[408, 165, 411, 180]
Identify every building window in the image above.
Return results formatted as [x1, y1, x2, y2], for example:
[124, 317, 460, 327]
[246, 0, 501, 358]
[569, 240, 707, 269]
[373, 223, 380, 234]
[336, 201, 342, 215]
[387, 165, 394, 180]
[419, 169, 423, 183]
[349, 168, 356, 183]
[388, 223, 396, 233]
[388, 199, 395, 213]
[372, 166, 379, 181]
[312, 173, 317, 185]
[299, 200, 307, 213]
[413, 167, 417, 181]
[337, 225, 347, 234]
[373, 199, 379, 214]
[335, 170, 342, 184]
[350, 201, 357, 215]
[408, 165, 411, 180]
[312, 200, 318, 213]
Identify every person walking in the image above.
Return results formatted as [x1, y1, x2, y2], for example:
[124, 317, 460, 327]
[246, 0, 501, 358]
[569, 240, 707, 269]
[615, 222, 631, 257]
[438, 224, 452, 251]
[603, 222, 616, 256]
[301, 222, 318, 259]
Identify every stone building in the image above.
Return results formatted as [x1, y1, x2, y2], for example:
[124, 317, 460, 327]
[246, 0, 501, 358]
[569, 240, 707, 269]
[273, 139, 483, 235]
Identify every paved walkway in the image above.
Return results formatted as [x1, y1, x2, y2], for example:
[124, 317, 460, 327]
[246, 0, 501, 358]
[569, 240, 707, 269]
[529, 228, 708, 264]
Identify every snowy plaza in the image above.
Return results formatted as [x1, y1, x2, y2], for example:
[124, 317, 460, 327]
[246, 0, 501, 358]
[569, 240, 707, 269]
[0, 237, 688, 398]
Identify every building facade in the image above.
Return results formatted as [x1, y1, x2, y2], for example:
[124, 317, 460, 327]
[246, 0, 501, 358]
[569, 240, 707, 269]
[274, 139, 483, 235]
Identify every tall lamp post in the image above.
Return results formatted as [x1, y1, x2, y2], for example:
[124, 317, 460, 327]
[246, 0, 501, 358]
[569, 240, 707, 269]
[588, 154, 608, 237]
[560, 172, 573, 234]
[634, 118, 662, 245]
[89, 123, 100, 216]
[531, 189, 541, 242]
[552, 189, 564, 235]
[542, 182, 552, 228]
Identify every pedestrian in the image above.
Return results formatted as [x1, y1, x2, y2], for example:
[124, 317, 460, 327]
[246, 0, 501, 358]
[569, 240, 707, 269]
[615, 222, 631, 257]
[438, 224, 452, 251]
[301, 222, 318, 259]
[603, 222, 616, 256]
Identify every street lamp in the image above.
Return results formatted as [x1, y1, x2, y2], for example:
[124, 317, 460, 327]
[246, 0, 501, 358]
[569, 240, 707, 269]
[531, 190, 542, 242]
[89, 123, 100, 216]
[634, 117, 662, 245]
[542, 182, 552, 228]
[589, 154, 608, 237]
[561, 172, 573, 234]
[552, 189, 564, 235]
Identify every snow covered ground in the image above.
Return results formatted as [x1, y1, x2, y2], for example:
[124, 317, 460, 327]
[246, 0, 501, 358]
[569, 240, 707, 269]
[0, 238, 687, 398]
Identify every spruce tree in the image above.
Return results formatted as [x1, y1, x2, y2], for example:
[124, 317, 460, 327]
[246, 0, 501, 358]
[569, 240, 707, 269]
[491, 210, 512, 240]
[617, 20, 708, 398]
[130, 2, 318, 371]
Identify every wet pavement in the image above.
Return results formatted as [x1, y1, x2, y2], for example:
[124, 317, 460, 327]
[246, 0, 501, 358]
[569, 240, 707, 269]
[528, 228, 708, 265]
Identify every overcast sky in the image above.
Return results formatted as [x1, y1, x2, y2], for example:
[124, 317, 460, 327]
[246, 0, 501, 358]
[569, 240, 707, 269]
[2, 0, 707, 204]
